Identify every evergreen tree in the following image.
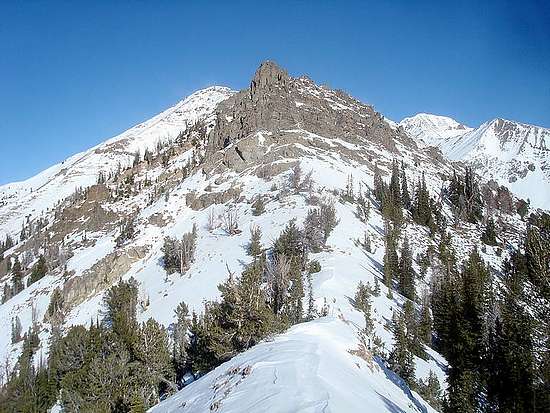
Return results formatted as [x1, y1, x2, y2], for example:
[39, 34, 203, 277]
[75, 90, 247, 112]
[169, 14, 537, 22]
[319, 200, 338, 242]
[403, 300, 424, 358]
[417, 371, 442, 411]
[448, 168, 483, 223]
[252, 197, 266, 216]
[11, 257, 24, 295]
[401, 161, 412, 210]
[481, 217, 498, 246]
[172, 301, 190, 383]
[11, 315, 22, 343]
[303, 208, 324, 253]
[383, 221, 399, 296]
[103, 278, 139, 350]
[30, 255, 48, 284]
[389, 310, 415, 386]
[247, 225, 263, 257]
[412, 173, 435, 232]
[398, 238, 415, 300]
[355, 282, 374, 335]
[418, 296, 433, 345]
[135, 318, 175, 399]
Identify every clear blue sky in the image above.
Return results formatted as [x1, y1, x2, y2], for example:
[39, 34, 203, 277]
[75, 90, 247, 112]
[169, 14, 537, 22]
[1, 1, 549, 184]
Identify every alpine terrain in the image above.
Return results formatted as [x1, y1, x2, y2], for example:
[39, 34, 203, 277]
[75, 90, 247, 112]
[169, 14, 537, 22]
[0, 61, 548, 413]
[400, 113, 550, 210]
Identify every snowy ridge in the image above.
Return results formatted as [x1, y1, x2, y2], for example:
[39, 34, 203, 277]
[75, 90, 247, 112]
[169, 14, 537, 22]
[0, 86, 234, 237]
[400, 115, 550, 210]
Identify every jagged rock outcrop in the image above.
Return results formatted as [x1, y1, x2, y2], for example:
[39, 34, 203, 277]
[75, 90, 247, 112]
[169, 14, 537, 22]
[206, 61, 408, 173]
[62, 245, 149, 309]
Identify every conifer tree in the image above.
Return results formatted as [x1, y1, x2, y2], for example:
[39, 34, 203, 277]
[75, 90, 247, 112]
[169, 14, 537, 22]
[418, 295, 433, 345]
[383, 222, 399, 296]
[29, 255, 48, 285]
[11, 257, 24, 295]
[252, 197, 265, 216]
[172, 301, 190, 382]
[481, 217, 497, 246]
[398, 238, 415, 300]
[403, 300, 424, 358]
[401, 161, 412, 210]
[389, 310, 415, 386]
[355, 282, 374, 335]
[247, 225, 263, 257]
[412, 173, 435, 232]
[303, 208, 324, 253]
[103, 278, 139, 350]
[135, 318, 175, 399]
[11, 315, 22, 343]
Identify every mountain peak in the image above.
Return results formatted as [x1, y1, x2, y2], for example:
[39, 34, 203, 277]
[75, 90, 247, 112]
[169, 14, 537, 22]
[250, 60, 289, 94]
[399, 113, 471, 147]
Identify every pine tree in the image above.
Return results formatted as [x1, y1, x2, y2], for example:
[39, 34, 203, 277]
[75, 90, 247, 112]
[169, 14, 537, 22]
[373, 164, 385, 204]
[287, 260, 304, 325]
[398, 238, 415, 300]
[252, 197, 265, 216]
[481, 217, 497, 246]
[418, 296, 432, 345]
[383, 221, 399, 296]
[401, 161, 412, 210]
[11, 316, 22, 343]
[247, 225, 263, 257]
[172, 301, 190, 383]
[319, 200, 338, 242]
[135, 318, 175, 399]
[389, 310, 415, 386]
[389, 160, 402, 209]
[11, 257, 24, 295]
[303, 208, 324, 253]
[412, 173, 435, 232]
[355, 188, 370, 223]
[355, 281, 374, 335]
[417, 371, 442, 411]
[103, 278, 139, 350]
[403, 300, 424, 358]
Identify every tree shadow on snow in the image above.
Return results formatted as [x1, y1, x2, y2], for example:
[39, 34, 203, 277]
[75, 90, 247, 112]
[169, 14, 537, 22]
[374, 357, 428, 413]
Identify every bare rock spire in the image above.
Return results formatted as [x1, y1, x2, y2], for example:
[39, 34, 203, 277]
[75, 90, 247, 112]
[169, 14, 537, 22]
[249, 61, 289, 98]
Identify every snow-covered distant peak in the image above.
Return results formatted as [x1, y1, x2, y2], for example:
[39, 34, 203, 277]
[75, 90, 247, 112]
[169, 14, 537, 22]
[399, 112, 550, 209]
[399, 113, 472, 147]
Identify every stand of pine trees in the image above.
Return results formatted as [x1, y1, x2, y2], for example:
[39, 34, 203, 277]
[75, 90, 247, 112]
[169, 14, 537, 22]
[430, 214, 550, 412]
[0, 212, 338, 412]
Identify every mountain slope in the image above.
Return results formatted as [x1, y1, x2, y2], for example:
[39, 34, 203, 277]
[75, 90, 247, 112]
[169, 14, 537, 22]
[0, 62, 532, 412]
[0, 86, 234, 237]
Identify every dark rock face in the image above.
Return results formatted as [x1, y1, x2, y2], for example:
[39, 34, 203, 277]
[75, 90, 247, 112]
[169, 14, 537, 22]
[206, 60, 410, 172]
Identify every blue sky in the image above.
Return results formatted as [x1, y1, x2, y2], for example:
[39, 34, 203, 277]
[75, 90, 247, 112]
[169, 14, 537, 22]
[1, 1, 549, 184]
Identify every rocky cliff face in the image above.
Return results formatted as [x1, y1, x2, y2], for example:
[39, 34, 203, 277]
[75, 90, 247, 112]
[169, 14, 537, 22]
[206, 61, 409, 174]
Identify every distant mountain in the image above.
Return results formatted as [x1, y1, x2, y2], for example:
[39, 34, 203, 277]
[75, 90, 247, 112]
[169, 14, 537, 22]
[400, 114, 550, 209]
[399, 113, 472, 147]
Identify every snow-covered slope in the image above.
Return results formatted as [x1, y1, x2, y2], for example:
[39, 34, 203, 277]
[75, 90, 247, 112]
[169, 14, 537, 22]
[400, 115, 550, 210]
[0, 86, 234, 237]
